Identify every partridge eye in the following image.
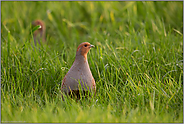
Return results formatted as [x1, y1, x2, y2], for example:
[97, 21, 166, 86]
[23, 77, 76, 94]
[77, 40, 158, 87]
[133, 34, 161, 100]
[84, 45, 87, 47]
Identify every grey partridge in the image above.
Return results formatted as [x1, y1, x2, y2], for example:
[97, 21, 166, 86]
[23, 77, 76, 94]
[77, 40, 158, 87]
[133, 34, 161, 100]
[61, 42, 96, 100]
[32, 20, 46, 46]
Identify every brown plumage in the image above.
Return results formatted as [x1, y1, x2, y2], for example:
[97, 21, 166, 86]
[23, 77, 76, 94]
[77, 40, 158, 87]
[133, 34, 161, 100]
[32, 20, 46, 46]
[61, 42, 96, 100]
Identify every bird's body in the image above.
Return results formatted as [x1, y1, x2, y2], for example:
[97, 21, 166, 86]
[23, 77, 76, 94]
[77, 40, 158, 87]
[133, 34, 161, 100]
[61, 42, 96, 100]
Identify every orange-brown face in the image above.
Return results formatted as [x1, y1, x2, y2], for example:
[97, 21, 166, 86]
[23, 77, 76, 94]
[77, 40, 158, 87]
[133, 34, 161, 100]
[77, 42, 94, 59]
[32, 20, 45, 31]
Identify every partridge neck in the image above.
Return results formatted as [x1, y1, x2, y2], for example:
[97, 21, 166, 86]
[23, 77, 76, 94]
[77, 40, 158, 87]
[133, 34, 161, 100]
[75, 54, 88, 63]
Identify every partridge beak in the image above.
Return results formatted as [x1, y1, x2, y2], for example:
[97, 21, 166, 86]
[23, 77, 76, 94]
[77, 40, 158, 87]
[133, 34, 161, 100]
[89, 44, 95, 48]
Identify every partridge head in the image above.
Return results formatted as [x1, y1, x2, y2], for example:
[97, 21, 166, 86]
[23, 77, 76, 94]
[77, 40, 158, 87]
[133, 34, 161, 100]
[61, 42, 96, 100]
[32, 20, 46, 46]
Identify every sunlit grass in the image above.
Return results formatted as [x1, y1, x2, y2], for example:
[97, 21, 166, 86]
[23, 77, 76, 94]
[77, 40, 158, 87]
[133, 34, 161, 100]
[1, 1, 183, 123]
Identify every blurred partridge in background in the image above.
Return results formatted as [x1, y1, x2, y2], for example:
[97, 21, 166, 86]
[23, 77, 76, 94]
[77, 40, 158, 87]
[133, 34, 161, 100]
[61, 42, 96, 100]
[32, 20, 46, 46]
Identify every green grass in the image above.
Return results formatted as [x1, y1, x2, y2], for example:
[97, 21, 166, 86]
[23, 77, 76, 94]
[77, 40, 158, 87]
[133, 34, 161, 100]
[1, 1, 183, 123]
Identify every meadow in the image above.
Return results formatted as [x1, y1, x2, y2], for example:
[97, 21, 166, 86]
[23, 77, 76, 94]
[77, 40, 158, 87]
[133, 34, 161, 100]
[1, 1, 183, 123]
